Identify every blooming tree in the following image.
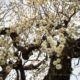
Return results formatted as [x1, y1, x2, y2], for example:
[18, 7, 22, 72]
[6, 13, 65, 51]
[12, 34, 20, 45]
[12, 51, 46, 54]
[0, 0, 80, 80]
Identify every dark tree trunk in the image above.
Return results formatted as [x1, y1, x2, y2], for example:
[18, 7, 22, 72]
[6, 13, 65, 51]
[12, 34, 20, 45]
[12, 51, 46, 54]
[44, 56, 71, 80]
[16, 70, 19, 80]
[19, 66, 25, 80]
[14, 60, 26, 80]
[44, 38, 80, 80]
[19, 60, 25, 80]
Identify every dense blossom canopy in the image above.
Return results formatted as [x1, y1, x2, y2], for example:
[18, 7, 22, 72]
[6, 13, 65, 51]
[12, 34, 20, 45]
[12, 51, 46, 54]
[0, 0, 80, 80]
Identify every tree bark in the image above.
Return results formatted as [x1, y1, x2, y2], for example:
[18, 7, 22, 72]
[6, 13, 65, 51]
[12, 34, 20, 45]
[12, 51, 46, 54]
[44, 55, 71, 80]
[19, 60, 25, 80]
